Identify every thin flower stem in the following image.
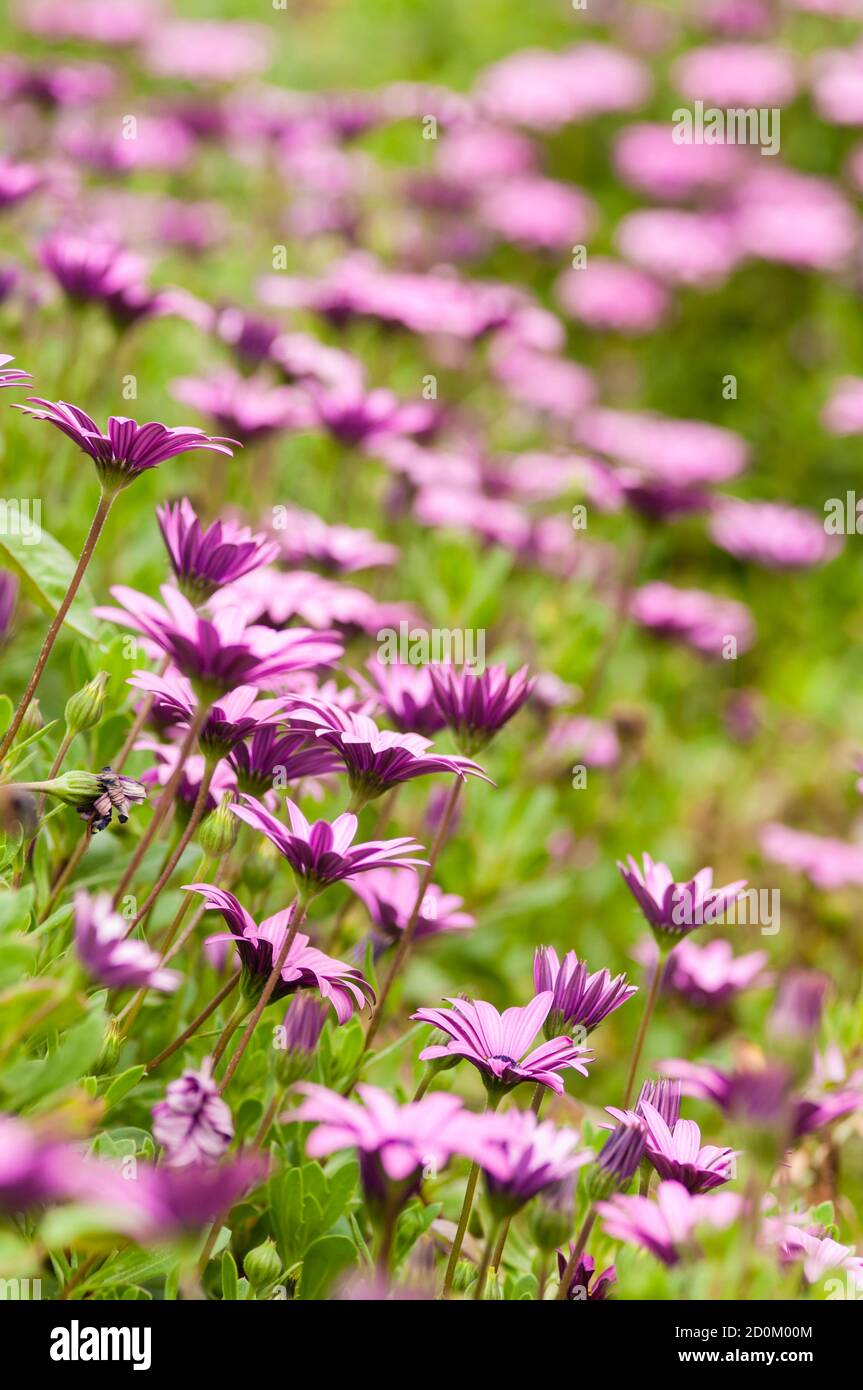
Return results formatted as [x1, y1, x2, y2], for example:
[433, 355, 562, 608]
[144, 972, 240, 1073]
[113, 705, 209, 906]
[211, 996, 250, 1068]
[443, 1091, 499, 1297]
[197, 1086, 289, 1276]
[411, 1068, 434, 1102]
[622, 954, 664, 1108]
[252, 1088, 286, 1150]
[217, 898, 307, 1094]
[117, 856, 215, 1035]
[364, 777, 463, 1052]
[491, 1084, 547, 1271]
[123, 762, 218, 936]
[41, 823, 92, 920]
[113, 656, 170, 773]
[0, 491, 114, 763]
[473, 1220, 502, 1301]
[555, 1206, 597, 1300]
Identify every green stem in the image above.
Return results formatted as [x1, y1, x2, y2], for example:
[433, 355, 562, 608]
[144, 971, 240, 1072]
[622, 952, 665, 1109]
[218, 898, 307, 1094]
[364, 777, 463, 1052]
[442, 1091, 500, 1297]
[0, 491, 114, 763]
[473, 1220, 502, 1301]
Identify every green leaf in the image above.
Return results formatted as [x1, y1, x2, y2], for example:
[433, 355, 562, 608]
[103, 1065, 146, 1110]
[297, 1234, 356, 1300]
[0, 887, 34, 933]
[0, 523, 101, 642]
[221, 1250, 239, 1302]
[4, 1005, 105, 1107]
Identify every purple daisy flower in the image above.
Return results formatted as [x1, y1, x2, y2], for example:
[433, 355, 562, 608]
[660, 1059, 863, 1140]
[273, 506, 398, 575]
[429, 662, 534, 755]
[349, 866, 474, 954]
[137, 741, 235, 816]
[186, 883, 375, 1022]
[636, 1102, 736, 1194]
[556, 1249, 617, 1301]
[479, 1112, 593, 1218]
[709, 497, 840, 571]
[228, 796, 427, 898]
[171, 371, 312, 447]
[361, 657, 446, 737]
[129, 669, 287, 758]
[130, 1159, 266, 1241]
[157, 498, 278, 604]
[0, 354, 30, 390]
[534, 945, 637, 1039]
[96, 585, 342, 696]
[293, 1082, 504, 1211]
[151, 1058, 233, 1167]
[617, 853, 747, 948]
[413, 993, 593, 1097]
[282, 699, 489, 807]
[228, 726, 342, 797]
[14, 399, 239, 493]
[74, 891, 181, 993]
[652, 938, 769, 1010]
[597, 1180, 741, 1267]
[768, 970, 830, 1042]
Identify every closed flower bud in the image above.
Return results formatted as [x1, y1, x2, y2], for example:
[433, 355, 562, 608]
[528, 1176, 576, 1252]
[243, 1239, 282, 1291]
[65, 672, 110, 736]
[197, 792, 239, 858]
[271, 995, 328, 1087]
[587, 1118, 646, 1201]
[94, 1018, 123, 1075]
[16, 699, 43, 741]
[37, 771, 103, 806]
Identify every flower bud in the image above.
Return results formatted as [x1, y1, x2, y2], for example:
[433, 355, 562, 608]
[94, 1018, 123, 1075]
[587, 1118, 646, 1201]
[197, 792, 239, 858]
[65, 672, 110, 736]
[16, 699, 43, 741]
[271, 995, 328, 1087]
[244, 1240, 282, 1291]
[528, 1176, 576, 1252]
[39, 771, 103, 806]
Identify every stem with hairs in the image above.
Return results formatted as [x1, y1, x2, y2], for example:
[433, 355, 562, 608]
[0, 491, 114, 763]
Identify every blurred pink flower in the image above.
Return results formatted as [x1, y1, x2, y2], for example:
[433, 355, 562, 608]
[615, 209, 742, 287]
[759, 823, 863, 890]
[673, 43, 797, 106]
[614, 122, 747, 200]
[556, 258, 668, 335]
[631, 581, 755, 658]
[709, 497, 839, 569]
[476, 44, 649, 129]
